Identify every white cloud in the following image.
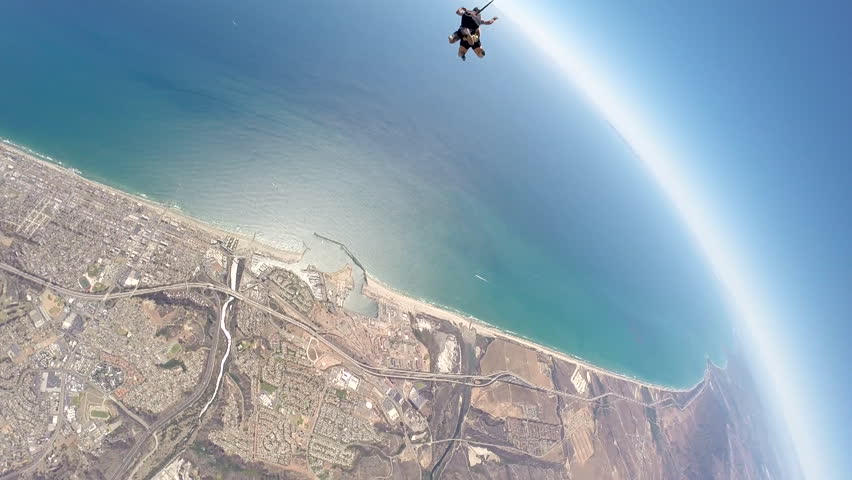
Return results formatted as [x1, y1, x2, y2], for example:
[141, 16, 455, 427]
[497, 1, 825, 477]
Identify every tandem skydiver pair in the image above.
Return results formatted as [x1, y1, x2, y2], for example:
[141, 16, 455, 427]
[448, 2, 499, 61]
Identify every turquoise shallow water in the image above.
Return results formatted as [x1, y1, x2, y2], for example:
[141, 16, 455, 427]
[0, 0, 733, 387]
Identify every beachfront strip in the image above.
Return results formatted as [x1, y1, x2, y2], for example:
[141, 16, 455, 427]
[0, 142, 785, 479]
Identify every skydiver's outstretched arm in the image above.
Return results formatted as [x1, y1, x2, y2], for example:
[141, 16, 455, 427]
[456, 7, 467, 15]
[480, 16, 499, 25]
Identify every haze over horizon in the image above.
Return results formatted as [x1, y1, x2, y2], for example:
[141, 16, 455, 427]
[496, 0, 851, 477]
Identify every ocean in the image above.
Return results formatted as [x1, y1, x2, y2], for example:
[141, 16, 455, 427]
[0, 0, 732, 387]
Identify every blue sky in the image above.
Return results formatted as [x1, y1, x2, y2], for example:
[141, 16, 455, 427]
[490, 0, 851, 477]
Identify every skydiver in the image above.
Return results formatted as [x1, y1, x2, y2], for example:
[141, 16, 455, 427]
[448, 7, 498, 61]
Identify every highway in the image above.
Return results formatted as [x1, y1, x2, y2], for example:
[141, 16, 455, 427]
[0, 261, 706, 406]
[199, 258, 239, 418]
[0, 261, 706, 478]
[109, 295, 225, 480]
[0, 262, 504, 382]
[0, 262, 708, 403]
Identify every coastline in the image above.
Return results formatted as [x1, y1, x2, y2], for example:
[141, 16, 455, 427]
[362, 274, 708, 393]
[1, 138, 712, 393]
[0, 138, 304, 264]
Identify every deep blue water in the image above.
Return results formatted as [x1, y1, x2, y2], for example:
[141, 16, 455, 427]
[0, 0, 733, 387]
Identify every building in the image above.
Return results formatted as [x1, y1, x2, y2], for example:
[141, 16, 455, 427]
[408, 387, 429, 411]
[570, 368, 588, 395]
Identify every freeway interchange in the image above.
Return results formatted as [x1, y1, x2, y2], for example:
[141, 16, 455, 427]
[0, 260, 703, 399]
[0, 260, 703, 479]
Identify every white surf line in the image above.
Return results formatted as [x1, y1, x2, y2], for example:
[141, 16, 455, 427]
[474, 274, 489, 283]
[199, 260, 239, 417]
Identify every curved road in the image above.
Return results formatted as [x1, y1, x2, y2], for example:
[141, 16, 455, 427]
[109, 296, 224, 480]
[0, 261, 706, 478]
[0, 262, 704, 407]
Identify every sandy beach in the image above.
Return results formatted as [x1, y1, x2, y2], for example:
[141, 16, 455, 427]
[2, 139, 705, 393]
[362, 274, 705, 393]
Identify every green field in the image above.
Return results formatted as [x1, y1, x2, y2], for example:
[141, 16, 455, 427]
[90, 409, 110, 419]
[260, 381, 277, 394]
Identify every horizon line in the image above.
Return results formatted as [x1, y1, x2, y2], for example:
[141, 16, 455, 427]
[497, 2, 821, 477]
